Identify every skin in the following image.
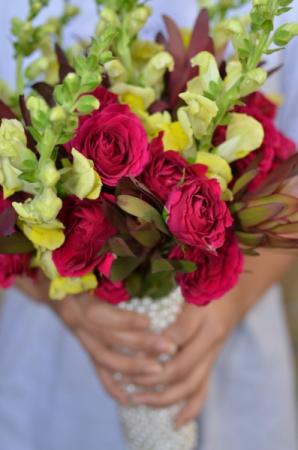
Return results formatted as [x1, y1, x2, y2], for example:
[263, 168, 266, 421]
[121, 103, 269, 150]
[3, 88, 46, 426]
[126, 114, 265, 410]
[14, 272, 177, 405]
[14, 250, 296, 425]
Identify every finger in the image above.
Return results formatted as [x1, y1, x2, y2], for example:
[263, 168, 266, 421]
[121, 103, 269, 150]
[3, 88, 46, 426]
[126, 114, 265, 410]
[129, 326, 215, 387]
[84, 300, 149, 331]
[175, 379, 209, 428]
[96, 367, 128, 405]
[162, 303, 205, 347]
[98, 328, 177, 356]
[77, 330, 164, 376]
[131, 356, 212, 408]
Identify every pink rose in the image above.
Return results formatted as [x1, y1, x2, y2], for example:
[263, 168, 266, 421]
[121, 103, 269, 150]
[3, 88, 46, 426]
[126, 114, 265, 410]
[141, 134, 206, 202]
[95, 278, 130, 304]
[66, 103, 150, 186]
[0, 253, 32, 288]
[169, 232, 243, 306]
[53, 196, 116, 277]
[166, 178, 233, 250]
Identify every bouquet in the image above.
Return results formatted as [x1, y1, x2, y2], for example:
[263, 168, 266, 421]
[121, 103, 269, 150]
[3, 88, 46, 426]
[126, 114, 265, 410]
[0, 0, 297, 449]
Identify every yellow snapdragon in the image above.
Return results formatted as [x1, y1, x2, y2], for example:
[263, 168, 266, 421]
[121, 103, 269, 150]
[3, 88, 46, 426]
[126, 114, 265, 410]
[50, 273, 98, 300]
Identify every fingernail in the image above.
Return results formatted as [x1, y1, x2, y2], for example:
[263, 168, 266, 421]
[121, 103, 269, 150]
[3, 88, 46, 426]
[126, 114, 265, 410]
[143, 363, 163, 374]
[156, 341, 177, 355]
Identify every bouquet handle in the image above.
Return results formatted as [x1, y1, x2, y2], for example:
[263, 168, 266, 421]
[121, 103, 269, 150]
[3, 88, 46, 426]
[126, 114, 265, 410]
[117, 289, 198, 450]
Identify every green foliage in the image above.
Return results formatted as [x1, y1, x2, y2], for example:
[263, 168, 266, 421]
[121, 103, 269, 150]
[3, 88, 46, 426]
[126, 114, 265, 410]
[95, 0, 145, 13]
[198, 0, 298, 153]
[198, 0, 250, 21]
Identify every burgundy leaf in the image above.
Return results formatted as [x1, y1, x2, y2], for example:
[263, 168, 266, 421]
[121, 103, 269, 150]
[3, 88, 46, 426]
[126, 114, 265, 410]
[149, 99, 170, 114]
[0, 207, 17, 237]
[55, 43, 74, 82]
[243, 154, 298, 200]
[155, 31, 166, 46]
[163, 15, 186, 70]
[19, 95, 31, 126]
[0, 99, 16, 120]
[188, 9, 211, 59]
[32, 82, 55, 107]
[19, 95, 38, 153]
[268, 64, 283, 78]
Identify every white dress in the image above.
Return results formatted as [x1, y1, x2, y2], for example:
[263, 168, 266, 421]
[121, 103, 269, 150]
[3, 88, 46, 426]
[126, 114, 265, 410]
[0, 2, 297, 449]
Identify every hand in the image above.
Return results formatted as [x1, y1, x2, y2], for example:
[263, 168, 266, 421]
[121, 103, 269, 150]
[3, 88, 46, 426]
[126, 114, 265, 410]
[15, 274, 177, 404]
[127, 296, 240, 426]
[124, 250, 297, 425]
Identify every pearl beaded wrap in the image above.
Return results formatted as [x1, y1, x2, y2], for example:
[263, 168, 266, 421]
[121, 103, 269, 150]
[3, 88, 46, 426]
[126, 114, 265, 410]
[118, 289, 198, 450]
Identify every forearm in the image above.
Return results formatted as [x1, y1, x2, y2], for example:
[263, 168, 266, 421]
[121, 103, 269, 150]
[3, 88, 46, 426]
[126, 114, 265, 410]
[214, 250, 297, 331]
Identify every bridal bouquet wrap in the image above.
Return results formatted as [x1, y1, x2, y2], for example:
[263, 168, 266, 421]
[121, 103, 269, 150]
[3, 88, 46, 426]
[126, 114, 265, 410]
[0, 0, 297, 449]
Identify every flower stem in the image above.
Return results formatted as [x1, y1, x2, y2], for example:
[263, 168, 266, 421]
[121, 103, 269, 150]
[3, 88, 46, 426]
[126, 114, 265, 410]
[16, 53, 25, 96]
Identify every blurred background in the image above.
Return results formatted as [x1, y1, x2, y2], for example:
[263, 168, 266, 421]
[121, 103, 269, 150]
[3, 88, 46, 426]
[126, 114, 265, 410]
[283, 261, 298, 391]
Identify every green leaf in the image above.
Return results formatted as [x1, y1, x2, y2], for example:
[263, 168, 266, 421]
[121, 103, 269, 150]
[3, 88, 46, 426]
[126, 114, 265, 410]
[142, 271, 175, 300]
[271, 222, 298, 236]
[75, 95, 100, 114]
[0, 233, 34, 254]
[110, 256, 143, 282]
[232, 169, 258, 196]
[108, 237, 135, 257]
[238, 204, 283, 228]
[117, 195, 169, 235]
[172, 259, 197, 273]
[125, 271, 143, 298]
[151, 258, 174, 274]
[18, 171, 36, 183]
[130, 226, 161, 248]
[235, 231, 264, 247]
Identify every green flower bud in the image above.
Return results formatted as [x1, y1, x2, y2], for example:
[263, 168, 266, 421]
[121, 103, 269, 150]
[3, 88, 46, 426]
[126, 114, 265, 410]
[128, 6, 151, 37]
[64, 5, 80, 19]
[97, 8, 120, 35]
[26, 95, 49, 116]
[30, 2, 44, 17]
[273, 23, 298, 47]
[190, 52, 220, 94]
[104, 60, 128, 85]
[38, 160, 60, 187]
[25, 57, 48, 80]
[13, 187, 62, 224]
[0, 158, 22, 197]
[0, 119, 27, 158]
[141, 52, 174, 88]
[239, 68, 267, 96]
[61, 149, 102, 200]
[49, 106, 67, 123]
[63, 73, 81, 95]
[178, 92, 218, 140]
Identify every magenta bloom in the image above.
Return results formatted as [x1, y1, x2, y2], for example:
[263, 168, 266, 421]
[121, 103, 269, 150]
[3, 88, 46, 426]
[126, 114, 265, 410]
[141, 134, 206, 202]
[95, 278, 130, 304]
[169, 232, 243, 306]
[166, 178, 233, 251]
[53, 197, 116, 277]
[66, 103, 150, 186]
